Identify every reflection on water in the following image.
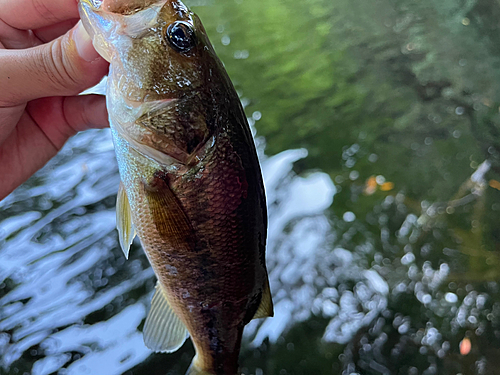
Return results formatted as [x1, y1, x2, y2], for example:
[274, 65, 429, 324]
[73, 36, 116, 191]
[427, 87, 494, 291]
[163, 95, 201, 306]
[0, 130, 151, 374]
[4, 0, 500, 373]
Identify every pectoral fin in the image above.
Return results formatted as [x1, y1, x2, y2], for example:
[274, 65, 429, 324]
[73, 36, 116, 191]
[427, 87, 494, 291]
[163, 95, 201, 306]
[252, 278, 274, 320]
[144, 283, 189, 353]
[116, 182, 136, 259]
[142, 173, 196, 250]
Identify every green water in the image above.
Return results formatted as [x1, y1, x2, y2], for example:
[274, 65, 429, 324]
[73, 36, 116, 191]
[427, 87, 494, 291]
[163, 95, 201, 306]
[2, 0, 500, 374]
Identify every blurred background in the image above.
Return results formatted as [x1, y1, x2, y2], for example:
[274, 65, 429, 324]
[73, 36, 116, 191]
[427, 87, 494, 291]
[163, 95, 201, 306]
[2, 0, 500, 374]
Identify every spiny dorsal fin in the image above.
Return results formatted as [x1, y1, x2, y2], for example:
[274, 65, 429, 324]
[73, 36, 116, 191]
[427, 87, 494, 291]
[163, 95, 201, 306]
[253, 278, 274, 320]
[116, 182, 136, 259]
[144, 283, 189, 353]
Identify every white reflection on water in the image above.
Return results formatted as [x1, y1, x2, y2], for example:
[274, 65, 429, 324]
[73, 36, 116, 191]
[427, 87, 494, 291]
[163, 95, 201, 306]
[44, 305, 150, 375]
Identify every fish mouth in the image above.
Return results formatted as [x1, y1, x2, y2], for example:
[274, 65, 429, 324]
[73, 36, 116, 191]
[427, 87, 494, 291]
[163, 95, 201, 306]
[80, 0, 162, 15]
[79, 0, 104, 11]
[79, 0, 170, 60]
[79, 0, 103, 9]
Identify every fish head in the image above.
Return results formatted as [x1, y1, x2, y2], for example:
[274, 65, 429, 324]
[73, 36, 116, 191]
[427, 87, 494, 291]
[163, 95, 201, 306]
[79, 0, 229, 165]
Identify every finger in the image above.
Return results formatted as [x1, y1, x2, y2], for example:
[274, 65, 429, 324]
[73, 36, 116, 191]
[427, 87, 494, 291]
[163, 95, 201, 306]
[63, 95, 109, 132]
[0, 18, 78, 49]
[0, 110, 59, 201]
[0, 105, 25, 145]
[0, 94, 109, 200]
[0, 22, 109, 106]
[26, 95, 108, 149]
[0, 0, 79, 30]
[0, 18, 39, 49]
[34, 19, 79, 44]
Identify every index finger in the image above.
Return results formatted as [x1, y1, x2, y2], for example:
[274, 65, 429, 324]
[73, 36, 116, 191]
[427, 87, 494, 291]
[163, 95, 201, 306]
[0, 0, 79, 30]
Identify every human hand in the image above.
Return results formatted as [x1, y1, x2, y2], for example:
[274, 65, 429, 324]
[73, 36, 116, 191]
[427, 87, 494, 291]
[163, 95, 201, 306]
[0, 0, 109, 200]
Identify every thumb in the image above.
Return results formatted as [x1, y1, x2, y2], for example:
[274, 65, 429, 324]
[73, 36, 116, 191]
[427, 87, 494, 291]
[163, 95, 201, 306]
[0, 21, 109, 106]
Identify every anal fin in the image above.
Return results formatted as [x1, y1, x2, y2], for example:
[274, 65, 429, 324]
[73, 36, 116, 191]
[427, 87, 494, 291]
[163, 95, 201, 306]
[252, 278, 274, 320]
[116, 182, 136, 259]
[144, 282, 189, 353]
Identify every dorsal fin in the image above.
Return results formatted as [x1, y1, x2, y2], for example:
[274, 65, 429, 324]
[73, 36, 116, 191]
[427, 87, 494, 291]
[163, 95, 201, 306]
[116, 182, 136, 259]
[144, 283, 189, 353]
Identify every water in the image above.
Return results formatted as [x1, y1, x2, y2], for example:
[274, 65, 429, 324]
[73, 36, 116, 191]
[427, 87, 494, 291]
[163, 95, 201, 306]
[3, 0, 500, 374]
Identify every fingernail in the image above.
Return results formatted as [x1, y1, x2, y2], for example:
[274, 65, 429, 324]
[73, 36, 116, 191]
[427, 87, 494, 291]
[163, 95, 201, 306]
[74, 21, 100, 62]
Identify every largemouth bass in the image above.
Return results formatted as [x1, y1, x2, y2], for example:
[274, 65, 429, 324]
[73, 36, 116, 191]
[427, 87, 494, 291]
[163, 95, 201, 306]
[78, 1, 273, 374]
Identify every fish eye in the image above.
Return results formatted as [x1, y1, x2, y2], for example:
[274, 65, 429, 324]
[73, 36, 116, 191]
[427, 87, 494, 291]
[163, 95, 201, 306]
[166, 21, 196, 54]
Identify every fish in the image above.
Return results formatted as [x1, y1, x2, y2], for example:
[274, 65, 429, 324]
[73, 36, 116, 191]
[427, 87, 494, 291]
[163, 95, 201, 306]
[78, 0, 273, 374]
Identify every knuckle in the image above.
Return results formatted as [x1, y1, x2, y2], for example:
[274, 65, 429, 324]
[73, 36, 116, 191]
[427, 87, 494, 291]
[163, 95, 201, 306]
[38, 38, 83, 93]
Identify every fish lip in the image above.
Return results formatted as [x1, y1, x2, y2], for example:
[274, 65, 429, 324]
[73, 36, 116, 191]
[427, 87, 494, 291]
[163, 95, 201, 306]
[80, 0, 170, 15]
[79, 0, 103, 10]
